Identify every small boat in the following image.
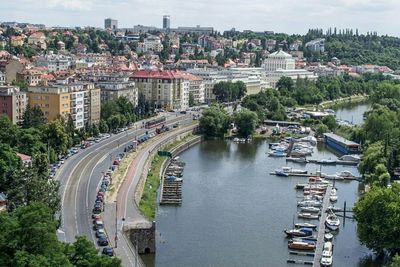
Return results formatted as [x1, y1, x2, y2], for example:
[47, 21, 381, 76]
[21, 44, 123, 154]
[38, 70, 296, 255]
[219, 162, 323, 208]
[324, 233, 334, 242]
[318, 159, 336, 165]
[320, 251, 333, 266]
[329, 188, 338, 202]
[327, 206, 342, 212]
[339, 154, 361, 162]
[295, 183, 309, 189]
[275, 167, 307, 176]
[286, 157, 308, 164]
[304, 190, 325, 196]
[298, 213, 319, 219]
[291, 236, 318, 243]
[275, 170, 289, 177]
[337, 170, 357, 180]
[300, 206, 321, 213]
[324, 174, 344, 181]
[268, 150, 286, 157]
[284, 228, 313, 237]
[233, 137, 239, 143]
[297, 200, 322, 207]
[308, 176, 330, 184]
[294, 223, 317, 229]
[288, 241, 316, 251]
[325, 213, 340, 231]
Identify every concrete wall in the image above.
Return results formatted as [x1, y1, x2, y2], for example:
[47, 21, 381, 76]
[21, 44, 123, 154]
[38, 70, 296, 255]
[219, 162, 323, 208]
[128, 222, 156, 254]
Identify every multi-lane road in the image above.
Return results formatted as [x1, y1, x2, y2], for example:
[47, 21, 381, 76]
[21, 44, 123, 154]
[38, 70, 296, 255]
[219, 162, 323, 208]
[56, 112, 196, 266]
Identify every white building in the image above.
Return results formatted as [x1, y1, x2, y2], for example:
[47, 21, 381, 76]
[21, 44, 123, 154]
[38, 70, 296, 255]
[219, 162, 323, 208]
[305, 38, 325, 53]
[262, 50, 296, 72]
[267, 69, 318, 88]
[36, 52, 72, 72]
[178, 72, 205, 104]
[139, 35, 163, 53]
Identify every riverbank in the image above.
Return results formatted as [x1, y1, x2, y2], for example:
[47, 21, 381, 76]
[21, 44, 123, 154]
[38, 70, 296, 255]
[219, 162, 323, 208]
[318, 94, 368, 109]
[138, 133, 201, 220]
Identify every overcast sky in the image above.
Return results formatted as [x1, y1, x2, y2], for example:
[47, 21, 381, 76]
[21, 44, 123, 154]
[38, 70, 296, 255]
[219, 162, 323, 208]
[1, 0, 400, 36]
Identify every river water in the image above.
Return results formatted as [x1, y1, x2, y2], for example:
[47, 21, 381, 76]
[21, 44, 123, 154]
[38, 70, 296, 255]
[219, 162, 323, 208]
[154, 103, 382, 267]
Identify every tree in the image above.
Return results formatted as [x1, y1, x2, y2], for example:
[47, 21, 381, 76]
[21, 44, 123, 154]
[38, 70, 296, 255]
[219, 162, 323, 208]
[199, 105, 230, 138]
[0, 115, 18, 145]
[22, 105, 47, 129]
[65, 236, 121, 267]
[189, 92, 195, 107]
[42, 120, 70, 157]
[386, 255, 400, 267]
[0, 143, 21, 192]
[363, 105, 396, 144]
[316, 124, 329, 137]
[99, 120, 109, 133]
[359, 142, 388, 177]
[322, 115, 338, 131]
[233, 109, 258, 137]
[276, 77, 294, 96]
[354, 184, 400, 254]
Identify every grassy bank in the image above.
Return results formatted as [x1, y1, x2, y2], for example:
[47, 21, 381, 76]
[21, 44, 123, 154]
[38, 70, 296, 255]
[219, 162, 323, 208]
[139, 134, 195, 220]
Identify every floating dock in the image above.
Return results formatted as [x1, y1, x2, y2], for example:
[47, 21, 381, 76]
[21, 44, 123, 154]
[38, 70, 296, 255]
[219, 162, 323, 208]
[270, 172, 360, 180]
[160, 179, 182, 205]
[286, 158, 358, 166]
[312, 185, 332, 267]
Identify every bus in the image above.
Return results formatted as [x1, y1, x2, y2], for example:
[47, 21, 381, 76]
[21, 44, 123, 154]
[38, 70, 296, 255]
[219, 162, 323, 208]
[145, 116, 166, 129]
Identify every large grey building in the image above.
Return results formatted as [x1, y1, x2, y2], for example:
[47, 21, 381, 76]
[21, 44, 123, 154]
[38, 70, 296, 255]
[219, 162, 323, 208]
[163, 15, 170, 30]
[104, 18, 118, 30]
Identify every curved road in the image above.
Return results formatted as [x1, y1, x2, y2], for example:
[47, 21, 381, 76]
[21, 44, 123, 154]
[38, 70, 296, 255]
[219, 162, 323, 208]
[56, 113, 195, 266]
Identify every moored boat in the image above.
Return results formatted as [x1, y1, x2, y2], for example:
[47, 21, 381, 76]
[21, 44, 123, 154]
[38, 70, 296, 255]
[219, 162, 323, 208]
[329, 188, 338, 202]
[300, 206, 321, 213]
[284, 228, 313, 237]
[297, 200, 322, 207]
[294, 222, 317, 229]
[288, 241, 316, 251]
[268, 150, 287, 157]
[317, 159, 336, 165]
[298, 213, 320, 219]
[325, 213, 340, 231]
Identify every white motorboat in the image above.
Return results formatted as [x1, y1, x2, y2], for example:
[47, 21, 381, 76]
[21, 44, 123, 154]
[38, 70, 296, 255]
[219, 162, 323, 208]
[339, 154, 361, 162]
[329, 188, 338, 202]
[294, 222, 317, 229]
[298, 213, 319, 219]
[325, 213, 340, 231]
[300, 206, 321, 213]
[297, 200, 322, 207]
[336, 170, 357, 180]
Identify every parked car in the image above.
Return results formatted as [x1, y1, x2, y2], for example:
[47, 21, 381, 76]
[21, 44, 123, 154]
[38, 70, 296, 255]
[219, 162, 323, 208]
[92, 214, 102, 224]
[96, 229, 106, 238]
[93, 220, 104, 231]
[102, 247, 114, 256]
[97, 236, 109, 246]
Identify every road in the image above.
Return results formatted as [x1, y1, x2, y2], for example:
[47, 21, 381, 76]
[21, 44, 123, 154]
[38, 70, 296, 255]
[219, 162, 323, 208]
[56, 112, 195, 266]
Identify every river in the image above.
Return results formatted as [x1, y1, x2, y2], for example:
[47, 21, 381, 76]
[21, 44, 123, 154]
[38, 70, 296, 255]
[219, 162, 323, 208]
[153, 102, 383, 267]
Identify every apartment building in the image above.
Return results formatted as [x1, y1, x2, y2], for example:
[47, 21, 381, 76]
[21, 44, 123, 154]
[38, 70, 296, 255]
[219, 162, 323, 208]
[16, 69, 43, 86]
[178, 72, 205, 104]
[132, 70, 189, 111]
[28, 82, 100, 129]
[35, 52, 72, 72]
[0, 86, 27, 124]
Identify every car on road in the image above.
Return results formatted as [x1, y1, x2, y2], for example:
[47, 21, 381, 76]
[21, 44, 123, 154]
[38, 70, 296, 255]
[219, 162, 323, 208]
[93, 220, 104, 230]
[102, 247, 114, 256]
[97, 236, 109, 246]
[95, 229, 106, 238]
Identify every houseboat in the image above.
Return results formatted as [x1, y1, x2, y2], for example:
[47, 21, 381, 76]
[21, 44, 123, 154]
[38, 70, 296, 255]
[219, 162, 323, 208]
[324, 133, 361, 154]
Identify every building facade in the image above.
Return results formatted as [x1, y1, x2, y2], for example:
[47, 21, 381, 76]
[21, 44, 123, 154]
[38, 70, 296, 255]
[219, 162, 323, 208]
[105, 18, 118, 30]
[132, 70, 189, 111]
[28, 83, 100, 129]
[0, 86, 27, 124]
[262, 50, 296, 72]
[163, 15, 170, 30]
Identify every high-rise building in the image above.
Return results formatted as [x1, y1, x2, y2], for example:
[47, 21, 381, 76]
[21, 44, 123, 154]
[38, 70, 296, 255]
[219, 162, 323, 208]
[104, 18, 118, 30]
[163, 15, 170, 30]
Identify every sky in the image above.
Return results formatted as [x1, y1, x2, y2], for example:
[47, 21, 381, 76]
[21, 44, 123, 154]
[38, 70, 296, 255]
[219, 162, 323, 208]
[1, 0, 400, 36]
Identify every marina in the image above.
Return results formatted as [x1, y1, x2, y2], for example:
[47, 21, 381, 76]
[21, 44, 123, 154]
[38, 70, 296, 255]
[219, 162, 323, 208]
[156, 103, 378, 267]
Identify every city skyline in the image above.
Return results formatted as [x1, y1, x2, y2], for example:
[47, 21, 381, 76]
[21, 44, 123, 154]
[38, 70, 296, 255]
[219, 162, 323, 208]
[1, 0, 400, 36]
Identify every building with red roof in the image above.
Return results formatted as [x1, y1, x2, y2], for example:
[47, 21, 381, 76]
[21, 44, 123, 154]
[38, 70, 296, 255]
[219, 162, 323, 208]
[132, 70, 189, 111]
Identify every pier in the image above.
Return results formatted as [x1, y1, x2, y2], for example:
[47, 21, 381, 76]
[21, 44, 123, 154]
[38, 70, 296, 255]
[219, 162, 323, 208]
[286, 158, 358, 166]
[312, 184, 332, 267]
[160, 179, 182, 205]
[270, 172, 360, 180]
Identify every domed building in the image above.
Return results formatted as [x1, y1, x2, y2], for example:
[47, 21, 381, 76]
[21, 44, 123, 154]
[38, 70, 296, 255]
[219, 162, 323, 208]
[262, 50, 295, 72]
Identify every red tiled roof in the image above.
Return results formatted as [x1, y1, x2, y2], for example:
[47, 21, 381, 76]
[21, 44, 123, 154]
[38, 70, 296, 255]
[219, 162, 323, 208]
[16, 153, 31, 162]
